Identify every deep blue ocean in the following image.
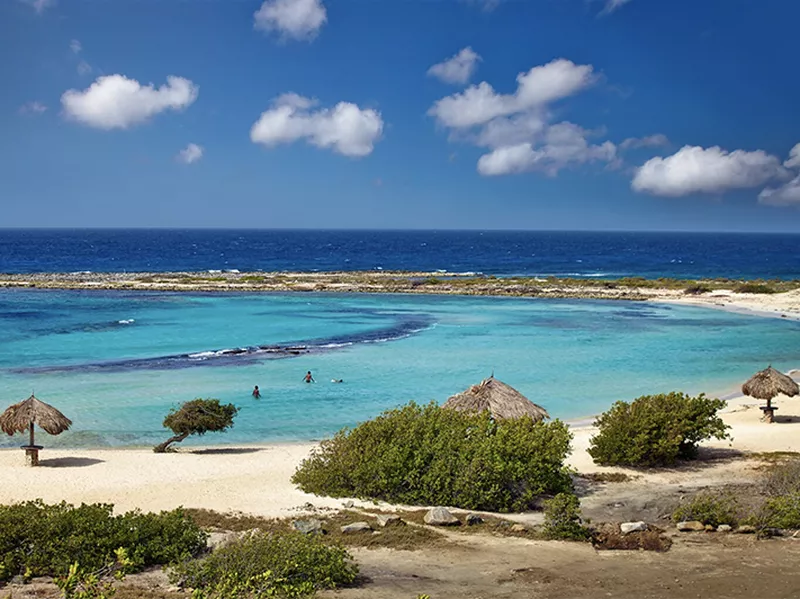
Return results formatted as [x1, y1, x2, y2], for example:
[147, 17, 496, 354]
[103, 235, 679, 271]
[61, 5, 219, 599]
[2, 229, 800, 279]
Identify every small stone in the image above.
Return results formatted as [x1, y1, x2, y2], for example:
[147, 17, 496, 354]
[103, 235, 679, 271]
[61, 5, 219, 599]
[735, 525, 757, 534]
[704, 524, 715, 532]
[424, 507, 460, 526]
[717, 524, 732, 533]
[342, 500, 354, 509]
[375, 514, 404, 528]
[291, 519, 324, 535]
[677, 521, 705, 532]
[207, 531, 238, 551]
[466, 513, 484, 526]
[341, 521, 372, 534]
[792, 530, 800, 539]
[302, 502, 315, 511]
[620, 521, 647, 534]
[10, 575, 25, 585]
[510, 524, 527, 533]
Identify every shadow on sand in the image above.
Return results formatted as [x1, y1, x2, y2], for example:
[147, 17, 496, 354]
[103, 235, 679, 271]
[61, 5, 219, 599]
[190, 447, 264, 456]
[38, 457, 105, 468]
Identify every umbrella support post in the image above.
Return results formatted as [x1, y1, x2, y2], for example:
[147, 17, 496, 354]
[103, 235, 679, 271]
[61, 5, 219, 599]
[21, 445, 42, 467]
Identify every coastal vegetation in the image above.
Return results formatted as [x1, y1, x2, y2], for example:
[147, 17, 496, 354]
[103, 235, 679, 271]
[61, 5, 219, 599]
[0, 501, 206, 583]
[170, 530, 358, 599]
[292, 402, 573, 512]
[154, 399, 239, 453]
[587, 392, 731, 467]
[672, 492, 740, 528]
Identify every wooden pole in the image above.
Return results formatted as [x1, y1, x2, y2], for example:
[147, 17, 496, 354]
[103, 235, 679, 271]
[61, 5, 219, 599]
[29, 422, 34, 447]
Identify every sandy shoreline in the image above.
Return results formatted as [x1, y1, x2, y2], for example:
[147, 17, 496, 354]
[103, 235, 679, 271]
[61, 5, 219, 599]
[2, 275, 799, 518]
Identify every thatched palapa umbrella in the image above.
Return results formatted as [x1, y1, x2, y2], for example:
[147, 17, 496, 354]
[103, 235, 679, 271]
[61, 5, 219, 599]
[0, 395, 72, 465]
[443, 375, 549, 422]
[742, 366, 799, 423]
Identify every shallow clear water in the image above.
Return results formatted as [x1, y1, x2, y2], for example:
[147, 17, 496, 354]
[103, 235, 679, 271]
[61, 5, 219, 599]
[2, 289, 798, 448]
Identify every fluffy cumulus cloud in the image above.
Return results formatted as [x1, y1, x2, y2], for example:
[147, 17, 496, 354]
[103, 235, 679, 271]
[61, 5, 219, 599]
[250, 93, 383, 157]
[757, 143, 800, 206]
[429, 58, 596, 129]
[177, 143, 203, 164]
[784, 143, 800, 169]
[19, 101, 47, 115]
[631, 145, 787, 196]
[254, 0, 326, 41]
[478, 122, 617, 176]
[427, 47, 481, 85]
[61, 74, 198, 130]
[429, 58, 619, 176]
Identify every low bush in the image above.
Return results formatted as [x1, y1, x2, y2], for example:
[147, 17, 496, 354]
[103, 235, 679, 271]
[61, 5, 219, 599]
[761, 459, 800, 497]
[734, 282, 776, 294]
[171, 530, 358, 599]
[672, 492, 739, 527]
[540, 493, 591, 541]
[292, 402, 573, 512]
[588, 392, 730, 467]
[0, 501, 206, 583]
[683, 283, 711, 295]
[760, 493, 800, 529]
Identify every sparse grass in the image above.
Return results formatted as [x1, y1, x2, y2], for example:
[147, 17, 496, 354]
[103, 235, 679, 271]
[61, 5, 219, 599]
[184, 508, 446, 551]
[580, 472, 635, 483]
[592, 525, 672, 552]
[750, 451, 800, 464]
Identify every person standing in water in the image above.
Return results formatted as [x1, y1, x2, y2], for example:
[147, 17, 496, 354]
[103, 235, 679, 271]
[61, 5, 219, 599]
[304, 371, 315, 383]
[252, 385, 261, 398]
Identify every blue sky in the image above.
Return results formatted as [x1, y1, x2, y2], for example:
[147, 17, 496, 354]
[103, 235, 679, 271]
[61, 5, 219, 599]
[2, 0, 799, 231]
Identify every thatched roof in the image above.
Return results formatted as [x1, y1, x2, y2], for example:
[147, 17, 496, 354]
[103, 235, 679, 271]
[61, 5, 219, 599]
[0, 395, 72, 436]
[443, 376, 549, 422]
[742, 366, 800, 400]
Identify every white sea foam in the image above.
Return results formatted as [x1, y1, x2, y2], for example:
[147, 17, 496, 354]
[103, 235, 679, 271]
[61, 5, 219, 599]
[118, 319, 135, 325]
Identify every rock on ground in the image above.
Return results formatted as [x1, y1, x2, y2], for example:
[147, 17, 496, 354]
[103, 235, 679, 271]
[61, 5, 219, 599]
[341, 522, 372, 534]
[424, 507, 460, 526]
[376, 514, 404, 527]
[620, 521, 647, 534]
[676, 521, 705, 532]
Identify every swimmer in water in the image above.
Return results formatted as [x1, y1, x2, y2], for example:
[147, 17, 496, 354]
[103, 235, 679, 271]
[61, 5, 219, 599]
[304, 371, 315, 383]
[252, 385, 261, 398]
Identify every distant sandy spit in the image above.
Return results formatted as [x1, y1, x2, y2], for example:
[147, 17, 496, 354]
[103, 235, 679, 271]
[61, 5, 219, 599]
[2, 389, 799, 518]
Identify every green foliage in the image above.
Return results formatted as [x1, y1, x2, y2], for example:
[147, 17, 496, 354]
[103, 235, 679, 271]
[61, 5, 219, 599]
[172, 530, 357, 599]
[292, 402, 573, 512]
[541, 493, 591, 541]
[672, 492, 738, 527]
[56, 547, 133, 599]
[588, 392, 730, 467]
[0, 501, 206, 583]
[155, 398, 239, 452]
[683, 283, 711, 295]
[760, 493, 800, 529]
[734, 282, 776, 294]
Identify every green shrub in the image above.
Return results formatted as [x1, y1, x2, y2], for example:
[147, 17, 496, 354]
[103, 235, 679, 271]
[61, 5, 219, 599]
[760, 493, 800, 529]
[0, 501, 206, 582]
[734, 282, 776, 294]
[171, 530, 358, 599]
[541, 493, 591, 541]
[292, 402, 573, 512]
[154, 398, 239, 453]
[683, 283, 711, 295]
[672, 492, 738, 527]
[762, 459, 800, 497]
[588, 392, 730, 467]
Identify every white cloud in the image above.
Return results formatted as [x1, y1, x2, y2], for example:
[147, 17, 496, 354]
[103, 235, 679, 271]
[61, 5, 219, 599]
[759, 175, 800, 206]
[784, 143, 800, 169]
[77, 60, 92, 76]
[177, 143, 203, 164]
[619, 134, 669, 150]
[250, 94, 383, 157]
[61, 74, 198, 130]
[70, 39, 82, 54]
[428, 58, 595, 129]
[19, 101, 47, 115]
[254, 0, 326, 41]
[601, 0, 633, 15]
[21, 0, 55, 14]
[478, 122, 617, 176]
[631, 145, 786, 196]
[427, 47, 481, 85]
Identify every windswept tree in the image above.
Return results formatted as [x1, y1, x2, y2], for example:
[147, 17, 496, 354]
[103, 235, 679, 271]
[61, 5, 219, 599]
[154, 398, 238, 453]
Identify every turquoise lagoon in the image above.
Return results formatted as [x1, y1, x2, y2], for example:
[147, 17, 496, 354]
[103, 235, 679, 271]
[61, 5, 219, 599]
[1, 289, 798, 448]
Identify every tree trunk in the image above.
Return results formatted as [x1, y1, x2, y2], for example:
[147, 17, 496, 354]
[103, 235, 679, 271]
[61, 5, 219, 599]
[153, 432, 190, 453]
